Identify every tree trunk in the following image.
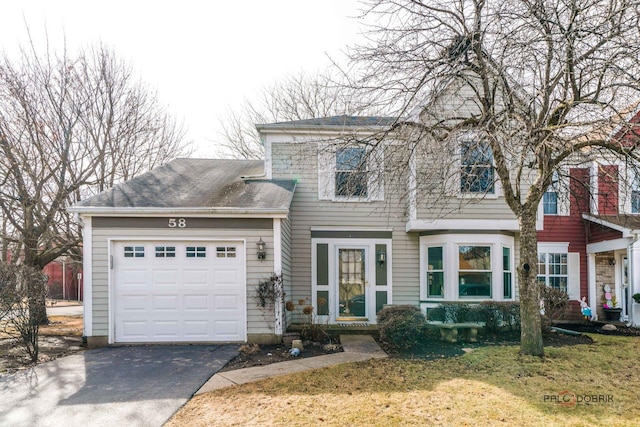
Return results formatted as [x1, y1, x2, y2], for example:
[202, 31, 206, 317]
[518, 211, 544, 357]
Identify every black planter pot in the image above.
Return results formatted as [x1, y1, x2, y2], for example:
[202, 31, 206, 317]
[603, 308, 622, 321]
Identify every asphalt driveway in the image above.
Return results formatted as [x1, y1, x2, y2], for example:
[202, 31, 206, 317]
[0, 345, 238, 427]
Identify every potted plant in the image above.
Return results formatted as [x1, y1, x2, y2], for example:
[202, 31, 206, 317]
[602, 285, 622, 321]
[633, 293, 640, 304]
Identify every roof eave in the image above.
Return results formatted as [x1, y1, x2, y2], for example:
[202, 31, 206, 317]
[582, 213, 640, 236]
[68, 206, 291, 218]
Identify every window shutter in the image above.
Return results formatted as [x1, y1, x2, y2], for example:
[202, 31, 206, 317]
[317, 145, 333, 200]
[567, 252, 581, 300]
[368, 147, 384, 201]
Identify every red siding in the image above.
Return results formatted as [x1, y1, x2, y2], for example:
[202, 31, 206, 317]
[42, 261, 83, 301]
[537, 168, 590, 315]
[598, 165, 619, 215]
[588, 222, 622, 244]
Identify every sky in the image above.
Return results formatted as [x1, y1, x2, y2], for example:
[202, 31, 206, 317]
[1, 1, 364, 158]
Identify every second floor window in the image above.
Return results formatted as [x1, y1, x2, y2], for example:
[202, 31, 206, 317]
[460, 140, 494, 194]
[336, 147, 368, 197]
[543, 171, 559, 215]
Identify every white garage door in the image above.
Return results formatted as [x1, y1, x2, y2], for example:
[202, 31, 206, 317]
[112, 240, 246, 343]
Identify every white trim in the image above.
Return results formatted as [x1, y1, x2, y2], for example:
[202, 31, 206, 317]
[408, 145, 417, 221]
[317, 143, 385, 203]
[586, 238, 633, 254]
[82, 215, 93, 337]
[588, 253, 597, 318]
[310, 226, 393, 232]
[582, 213, 640, 236]
[311, 237, 393, 325]
[273, 219, 282, 275]
[67, 207, 290, 217]
[263, 134, 273, 180]
[407, 218, 521, 232]
[537, 242, 569, 253]
[273, 219, 283, 335]
[107, 237, 248, 344]
[419, 233, 515, 302]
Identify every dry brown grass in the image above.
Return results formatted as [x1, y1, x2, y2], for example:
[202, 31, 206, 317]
[167, 334, 639, 427]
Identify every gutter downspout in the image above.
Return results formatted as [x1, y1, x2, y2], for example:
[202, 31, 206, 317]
[627, 232, 639, 327]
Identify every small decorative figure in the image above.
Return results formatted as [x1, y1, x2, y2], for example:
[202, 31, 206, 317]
[289, 348, 300, 357]
[580, 296, 592, 320]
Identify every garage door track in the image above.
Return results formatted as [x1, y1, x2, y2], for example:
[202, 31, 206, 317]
[0, 345, 239, 427]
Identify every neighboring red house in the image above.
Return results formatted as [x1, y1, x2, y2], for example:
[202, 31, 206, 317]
[2, 251, 83, 301]
[42, 258, 83, 301]
[537, 107, 640, 325]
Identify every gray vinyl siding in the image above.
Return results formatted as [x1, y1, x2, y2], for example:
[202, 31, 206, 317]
[271, 142, 420, 308]
[89, 224, 275, 338]
[280, 215, 293, 326]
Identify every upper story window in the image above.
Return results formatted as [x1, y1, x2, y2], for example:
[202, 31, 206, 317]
[543, 171, 559, 215]
[631, 173, 640, 213]
[318, 143, 384, 202]
[335, 147, 368, 197]
[460, 139, 494, 194]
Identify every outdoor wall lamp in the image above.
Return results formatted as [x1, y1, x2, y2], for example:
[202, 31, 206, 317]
[377, 250, 386, 266]
[257, 238, 266, 261]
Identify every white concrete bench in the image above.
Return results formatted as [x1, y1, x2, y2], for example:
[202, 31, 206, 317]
[427, 322, 484, 343]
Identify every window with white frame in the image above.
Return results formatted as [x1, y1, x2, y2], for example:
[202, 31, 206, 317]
[426, 246, 444, 298]
[631, 171, 640, 213]
[460, 139, 494, 194]
[420, 234, 513, 302]
[503, 247, 513, 298]
[335, 147, 368, 197]
[537, 252, 568, 292]
[543, 171, 559, 215]
[318, 144, 384, 202]
[458, 245, 492, 297]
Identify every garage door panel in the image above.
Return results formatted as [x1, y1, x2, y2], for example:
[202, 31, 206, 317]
[152, 270, 179, 286]
[120, 321, 150, 339]
[153, 321, 180, 338]
[114, 240, 246, 343]
[183, 295, 209, 311]
[183, 269, 209, 286]
[119, 269, 148, 286]
[153, 295, 179, 310]
[184, 320, 209, 337]
[121, 295, 149, 311]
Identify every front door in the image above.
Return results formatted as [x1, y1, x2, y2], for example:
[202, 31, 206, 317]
[337, 248, 367, 319]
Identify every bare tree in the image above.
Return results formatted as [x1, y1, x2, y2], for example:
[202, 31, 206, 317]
[217, 69, 383, 159]
[347, 0, 640, 356]
[0, 42, 190, 323]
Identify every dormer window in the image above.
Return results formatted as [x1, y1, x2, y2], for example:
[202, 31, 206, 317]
[460, 139, 494, 194]
[335, 147, 368, 197]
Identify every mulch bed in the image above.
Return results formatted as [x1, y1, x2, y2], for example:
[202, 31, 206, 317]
[219, 340, 343, 372]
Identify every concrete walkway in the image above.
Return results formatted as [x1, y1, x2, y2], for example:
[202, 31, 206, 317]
[196, 334, 387, 394]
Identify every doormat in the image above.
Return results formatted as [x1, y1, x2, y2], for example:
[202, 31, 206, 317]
[337, 323, 370, 327]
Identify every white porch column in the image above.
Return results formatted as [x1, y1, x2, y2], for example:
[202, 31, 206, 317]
[629, 237, 640, 326]
[273, 219, 283, 335]
[588, 253, 597, 319]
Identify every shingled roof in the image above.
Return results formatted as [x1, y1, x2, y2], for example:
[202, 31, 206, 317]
[70, 159, 295, 215]
[256, 115, 398, 130]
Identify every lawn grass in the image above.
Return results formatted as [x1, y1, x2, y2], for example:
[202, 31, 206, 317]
[167, 334, 639, 426]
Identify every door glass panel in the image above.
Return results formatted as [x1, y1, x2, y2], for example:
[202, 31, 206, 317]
[338, 249, 366, 317]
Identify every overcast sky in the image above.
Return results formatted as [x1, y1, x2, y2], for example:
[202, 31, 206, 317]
[2, 0, 364, 157]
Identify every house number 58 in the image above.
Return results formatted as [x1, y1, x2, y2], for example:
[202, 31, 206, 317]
[168, 218, 186, 228]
